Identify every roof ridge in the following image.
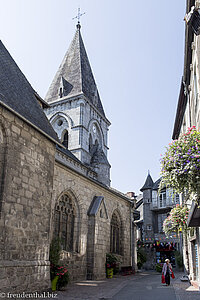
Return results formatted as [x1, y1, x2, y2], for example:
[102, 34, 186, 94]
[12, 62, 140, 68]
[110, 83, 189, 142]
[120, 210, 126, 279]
[0, 40, 60, 143]
[77, 28, 83, 95]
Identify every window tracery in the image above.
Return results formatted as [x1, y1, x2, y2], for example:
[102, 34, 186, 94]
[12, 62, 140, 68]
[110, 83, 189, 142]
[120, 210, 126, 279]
[54, 194, 76, 251]
[110, 211, 122, 254]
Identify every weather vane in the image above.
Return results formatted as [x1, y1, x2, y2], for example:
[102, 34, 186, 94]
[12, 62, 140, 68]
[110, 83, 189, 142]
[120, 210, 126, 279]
[72, 8, 85, 25]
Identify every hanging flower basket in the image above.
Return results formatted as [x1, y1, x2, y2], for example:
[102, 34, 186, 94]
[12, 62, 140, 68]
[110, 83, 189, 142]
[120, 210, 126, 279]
[160, 126, 200, 198]
[163, 204, 189, 236]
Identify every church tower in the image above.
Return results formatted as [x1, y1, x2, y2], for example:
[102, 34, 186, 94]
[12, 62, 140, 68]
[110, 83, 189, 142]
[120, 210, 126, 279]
[45, 23, 111, 186]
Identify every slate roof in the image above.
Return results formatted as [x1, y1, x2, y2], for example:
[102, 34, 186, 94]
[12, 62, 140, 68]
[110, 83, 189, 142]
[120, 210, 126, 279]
[136, 194, 143, 209]
[0, 40, 59, 143]
[45, 25, 105, 117]
[56, 144, 83, 163]
[152, 178, 161, 190]
[87, 196, 108, 217]
[140, 174, 154, 192]
[91, 148, 111, 166]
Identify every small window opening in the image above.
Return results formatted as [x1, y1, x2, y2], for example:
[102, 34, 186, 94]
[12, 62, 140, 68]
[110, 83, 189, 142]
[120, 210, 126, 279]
[57, 119, 63, 126]
[59, 87, 63, 98]
[89, 134, 93, 153]
[100, 209, 103, 218]
[62, 131, 68, 149]
[94, 139, 99, 152]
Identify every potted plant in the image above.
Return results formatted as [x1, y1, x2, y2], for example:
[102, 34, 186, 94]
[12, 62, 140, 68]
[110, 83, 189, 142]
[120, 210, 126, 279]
[106, 253, 119, 278]
[50, 237, 69, 291]
[55, 265, 69, 290]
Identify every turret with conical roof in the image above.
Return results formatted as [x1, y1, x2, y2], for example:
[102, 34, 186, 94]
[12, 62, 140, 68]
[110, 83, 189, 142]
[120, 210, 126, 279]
[140, 173, 154, 192]
[140, 172, 154, 244]
[44, 23, 111, 186]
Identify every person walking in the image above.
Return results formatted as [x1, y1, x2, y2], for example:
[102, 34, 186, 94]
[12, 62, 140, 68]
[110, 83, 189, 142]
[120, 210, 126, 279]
[162, 259, 173, 286]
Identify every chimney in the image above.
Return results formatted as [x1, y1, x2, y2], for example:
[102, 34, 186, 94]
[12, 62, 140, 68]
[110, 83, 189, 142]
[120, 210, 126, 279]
[126, 192, 135, 198]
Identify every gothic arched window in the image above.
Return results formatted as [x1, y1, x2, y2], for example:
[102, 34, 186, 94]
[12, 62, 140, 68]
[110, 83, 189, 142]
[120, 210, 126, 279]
[110, 211, 122, 254]
[62, 131, 69, 149]
[54, 194, 75, 251]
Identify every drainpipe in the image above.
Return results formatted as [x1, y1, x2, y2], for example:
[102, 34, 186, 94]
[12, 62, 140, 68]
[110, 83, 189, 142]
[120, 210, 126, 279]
[131, 198, 137, 273]
[126, 192, 137, 273]
[130, 202, 133, 270]
[180, 193, 190, 275]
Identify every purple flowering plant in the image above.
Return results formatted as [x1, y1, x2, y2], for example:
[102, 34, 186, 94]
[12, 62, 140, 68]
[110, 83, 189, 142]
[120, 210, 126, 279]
[159, 126, 200, 197]
[163, 204, 189, 236]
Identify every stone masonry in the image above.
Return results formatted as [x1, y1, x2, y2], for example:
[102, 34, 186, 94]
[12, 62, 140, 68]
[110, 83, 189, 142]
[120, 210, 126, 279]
[0, 24, 137, 294]
[0, 106, 56, 292]
[44, 24, 111, 186]
[51, 160, 132, 281]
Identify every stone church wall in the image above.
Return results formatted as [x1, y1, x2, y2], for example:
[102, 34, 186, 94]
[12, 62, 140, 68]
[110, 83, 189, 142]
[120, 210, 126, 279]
[0, 106, 56, 293]
[52, 161, 132, 281]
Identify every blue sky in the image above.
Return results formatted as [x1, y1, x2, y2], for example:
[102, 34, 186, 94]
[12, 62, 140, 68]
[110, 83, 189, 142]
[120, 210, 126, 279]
[0, 0, 186, 194]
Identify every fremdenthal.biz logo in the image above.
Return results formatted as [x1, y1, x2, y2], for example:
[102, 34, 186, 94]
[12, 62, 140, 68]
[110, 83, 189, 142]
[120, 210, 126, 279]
[0, 292, 58, 298]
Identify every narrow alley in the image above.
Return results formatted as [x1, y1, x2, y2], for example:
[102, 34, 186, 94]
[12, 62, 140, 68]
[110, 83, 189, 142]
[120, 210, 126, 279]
[56, 272, 199, 300]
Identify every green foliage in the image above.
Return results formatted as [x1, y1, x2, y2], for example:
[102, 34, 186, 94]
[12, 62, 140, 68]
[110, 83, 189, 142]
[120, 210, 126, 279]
[155, 263, 162, 273]
[137, 247, 147, 269]
[56, 266, 70, 289]
[160, 126, 200, 198]
[49, 238, 70, 289]
[49, 237, 62, 266]
[174, 251, 183, 268]
[163, 205, 189, 236]
[106, 253, 121, 274]
[106, 253, 119, 266]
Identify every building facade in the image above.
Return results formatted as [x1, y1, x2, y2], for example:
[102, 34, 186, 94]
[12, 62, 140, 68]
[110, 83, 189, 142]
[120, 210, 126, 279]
[0, 24, 137, 293]
[173, 0, 200, 289]
[136, 174, 180, 269]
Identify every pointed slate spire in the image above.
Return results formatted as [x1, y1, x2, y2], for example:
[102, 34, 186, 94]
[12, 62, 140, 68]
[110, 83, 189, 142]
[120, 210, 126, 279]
[140, 172, 154, 192]
[45, 24, 105, 117]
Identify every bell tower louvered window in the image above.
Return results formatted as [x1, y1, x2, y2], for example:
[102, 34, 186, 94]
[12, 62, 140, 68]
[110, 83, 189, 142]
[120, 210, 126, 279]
[62, 131, 69, 149]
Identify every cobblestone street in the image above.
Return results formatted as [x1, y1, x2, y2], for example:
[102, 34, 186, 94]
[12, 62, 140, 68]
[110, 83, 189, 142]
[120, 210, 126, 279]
[55, 272, 200, 300]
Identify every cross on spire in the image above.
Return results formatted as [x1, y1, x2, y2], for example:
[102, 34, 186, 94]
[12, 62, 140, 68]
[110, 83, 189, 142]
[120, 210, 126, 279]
[73, 8, 85, 29]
